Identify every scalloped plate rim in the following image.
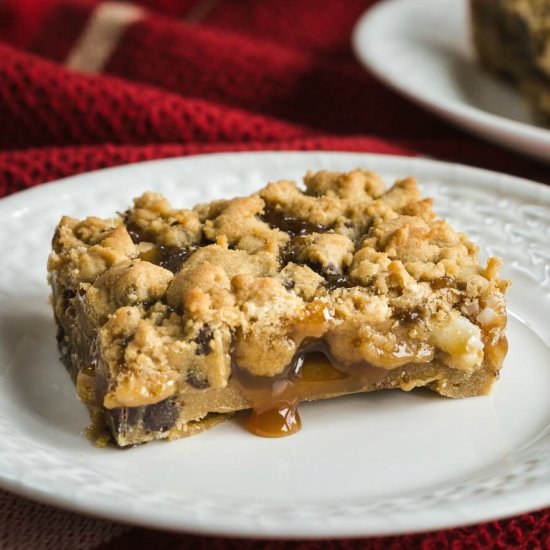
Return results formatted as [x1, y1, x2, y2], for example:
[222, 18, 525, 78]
[0, 151, 549, 538]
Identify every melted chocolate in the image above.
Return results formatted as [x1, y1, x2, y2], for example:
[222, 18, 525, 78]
[324, 273, 352, 291]
[121, 213, 144, 244]
[280, 239, 352, 291]
[142, 398, 179, 432]
[127, 229, 142, 244]
[157, 245, 192, 274]
[187, 371, 210, 389]
[195, 324, 213, 356]
[105, 397, 180, 438]
[260, 205, 327, 237]
[279, 236, 305, 267]
[123, 212, 195, 273]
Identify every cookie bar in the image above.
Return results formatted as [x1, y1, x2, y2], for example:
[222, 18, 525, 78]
[470, 0, 550, 125]
[48, 169, 509, 447]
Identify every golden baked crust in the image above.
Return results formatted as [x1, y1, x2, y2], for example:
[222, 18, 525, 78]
[48, 169, 509, 446]
[471, 0, 550, 125]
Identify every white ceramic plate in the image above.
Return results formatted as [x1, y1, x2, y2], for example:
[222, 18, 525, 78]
[353, 0, 550, 163]
[1, 151, 550, 538]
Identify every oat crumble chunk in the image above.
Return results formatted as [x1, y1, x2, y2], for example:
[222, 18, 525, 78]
[48, 169, 509, 447]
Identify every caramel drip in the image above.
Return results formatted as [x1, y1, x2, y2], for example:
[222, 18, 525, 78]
[247, 401, 302, 438]
[295, 351, 348, 381]
[233, 342, 388, 438]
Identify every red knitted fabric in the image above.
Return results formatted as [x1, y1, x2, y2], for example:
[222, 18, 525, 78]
[96, 507, 550, 549]
[0, 1, 549, 549]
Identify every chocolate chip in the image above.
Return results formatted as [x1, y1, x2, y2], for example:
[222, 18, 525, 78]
[62, 288, 76, 300]
[324, 273, 351, 290]
[61, 289, 76, 309]
[119, 334, 133, 349]
[396, 308, 422, 324]
[279, 237, 302, 267]
[142, 399, 179, 433]
[279, 241, 352, 290]
[187, 371, 210, 389]
[106, 407, 140, 436]
[157, 245, 191, 273]
[105, 398, 180, 438]
[430, 276, 454, 290]
[141, 298, 158, 310]
[305, 261, 352, 291]
[127, 230, 142, 244]
[260, 205, 328, 237]
[283, 279, 295, 291]
[122, 214, 144, 244]
[198, 233, 215, 247]
[195, 324, 213, 355]
[56, 324, 65, 345]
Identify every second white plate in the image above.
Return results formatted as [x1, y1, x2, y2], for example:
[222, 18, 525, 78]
[353, 0, 550, 163]
[1, 152, 550, 538]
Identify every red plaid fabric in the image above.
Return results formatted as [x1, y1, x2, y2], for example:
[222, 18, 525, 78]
[0, 1, 549, 548]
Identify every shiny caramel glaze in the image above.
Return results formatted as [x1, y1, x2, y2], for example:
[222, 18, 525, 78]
[247, 402, 302, 438]
[233, 341, 390, 437]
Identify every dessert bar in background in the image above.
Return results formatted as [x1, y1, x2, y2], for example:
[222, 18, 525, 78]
[471, 0, 550, 126]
